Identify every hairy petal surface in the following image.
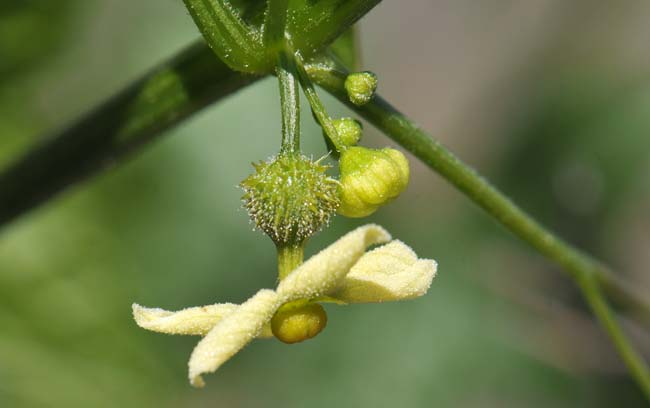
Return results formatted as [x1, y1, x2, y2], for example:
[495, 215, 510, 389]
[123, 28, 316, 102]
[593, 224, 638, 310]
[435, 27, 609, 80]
[132, 303, 273, 338]
[333, 240, 437, 303]
[188, 289, 280, 387]
[277, 224, 391, 300]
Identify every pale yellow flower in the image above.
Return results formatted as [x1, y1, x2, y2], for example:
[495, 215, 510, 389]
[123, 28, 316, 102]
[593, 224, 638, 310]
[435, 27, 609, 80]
[133, 224, 437, 387]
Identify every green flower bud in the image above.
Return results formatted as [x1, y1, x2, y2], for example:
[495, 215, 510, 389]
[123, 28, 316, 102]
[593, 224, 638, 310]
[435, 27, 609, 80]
[271, 301, 328, 344]
[344, 71, 378, 106]
[338, 147, 410, 218]
[240, 154, 340, 246]
[332, 117, 363, 147]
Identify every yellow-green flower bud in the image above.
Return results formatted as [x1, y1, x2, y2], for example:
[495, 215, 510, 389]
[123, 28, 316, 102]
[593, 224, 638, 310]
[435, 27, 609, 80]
[271, 301, 328, 344]
[240, 154, 340, 246]
[332, 117, 362, 147]
[338, 147, 410, 218]
[344, 71, 378, 106]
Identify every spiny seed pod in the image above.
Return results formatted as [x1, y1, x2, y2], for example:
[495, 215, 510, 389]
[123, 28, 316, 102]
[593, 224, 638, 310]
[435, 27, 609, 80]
[332, 117, 363, 148]
[344, 71, 378, 106]
[271, 301, 328, 344]
[338, 146, 410, 218]
[240, 154, 340, 246]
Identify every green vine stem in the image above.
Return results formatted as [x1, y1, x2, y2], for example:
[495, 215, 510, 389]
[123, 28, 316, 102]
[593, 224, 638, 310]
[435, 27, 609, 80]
[0, 42, 257, 227]
[268, 0, 300, 155]
[277, 53, 301, 154]
[577, 274, 650, 399]
[293, 52, 345, 151]
[306, 60, 650, 398]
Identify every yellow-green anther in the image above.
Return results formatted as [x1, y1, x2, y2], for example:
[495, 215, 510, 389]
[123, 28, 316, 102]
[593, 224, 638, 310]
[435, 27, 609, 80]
[332, 117, 363, 147]
[344, 71, 378, 106]
[338, 147, 410, 218]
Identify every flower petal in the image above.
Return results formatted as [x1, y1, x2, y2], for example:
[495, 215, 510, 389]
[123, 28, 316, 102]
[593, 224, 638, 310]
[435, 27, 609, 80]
[332, 240, 437, 303]
[132, 303, 273, 338]
[188, 289, 281, 387]
[276, 224, 391, 301]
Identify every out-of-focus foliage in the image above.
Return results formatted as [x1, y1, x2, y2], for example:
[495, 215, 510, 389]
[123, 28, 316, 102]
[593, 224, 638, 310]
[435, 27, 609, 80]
[1, 1, 649, 407]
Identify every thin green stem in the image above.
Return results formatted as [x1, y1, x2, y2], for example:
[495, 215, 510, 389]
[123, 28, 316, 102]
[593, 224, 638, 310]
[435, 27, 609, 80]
[306, 59, 650, 323]
[277, 53, 300, 154]
[293, 53, 345, 151]
[276, 243, 304, 280]
[266, 0, 299, 154]
[307, 60, 650, 399]
[577, 274, 650, 399]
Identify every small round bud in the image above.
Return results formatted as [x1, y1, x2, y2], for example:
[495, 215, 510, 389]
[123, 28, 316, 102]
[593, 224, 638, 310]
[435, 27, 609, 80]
[338, 146, 410, 218]
[344, 71, 378, 106]
[241, 154, 340, 246]
[271, 302, 328, 344]
[332, 118, 363, 147]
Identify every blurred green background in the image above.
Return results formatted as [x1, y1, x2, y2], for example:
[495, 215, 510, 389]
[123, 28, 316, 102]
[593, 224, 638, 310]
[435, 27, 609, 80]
[1, 1, 650, 407]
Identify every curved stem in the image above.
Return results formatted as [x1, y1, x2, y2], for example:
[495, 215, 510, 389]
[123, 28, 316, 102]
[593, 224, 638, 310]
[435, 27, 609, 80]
[0, 42, 257, 227]
[307, 60, 650, 399]
[306, 59, 650, 324]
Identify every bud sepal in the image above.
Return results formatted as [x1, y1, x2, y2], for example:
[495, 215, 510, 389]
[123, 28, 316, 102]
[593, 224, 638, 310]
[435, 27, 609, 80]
[338, 147, 410, 218]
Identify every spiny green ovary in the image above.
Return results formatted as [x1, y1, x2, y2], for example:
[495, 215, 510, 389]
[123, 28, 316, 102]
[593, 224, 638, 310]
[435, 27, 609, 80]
[240, 154, 340, 245]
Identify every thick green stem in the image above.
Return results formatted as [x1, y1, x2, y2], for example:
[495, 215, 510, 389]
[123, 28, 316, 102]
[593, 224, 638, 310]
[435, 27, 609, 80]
[307, 60, 650, 398]
[0, 42, 257, 227]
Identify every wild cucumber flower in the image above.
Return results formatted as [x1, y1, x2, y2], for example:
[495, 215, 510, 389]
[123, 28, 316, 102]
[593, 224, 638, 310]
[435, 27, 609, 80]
[133, 224, 437, 387]
[338, 147, 410, 218]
